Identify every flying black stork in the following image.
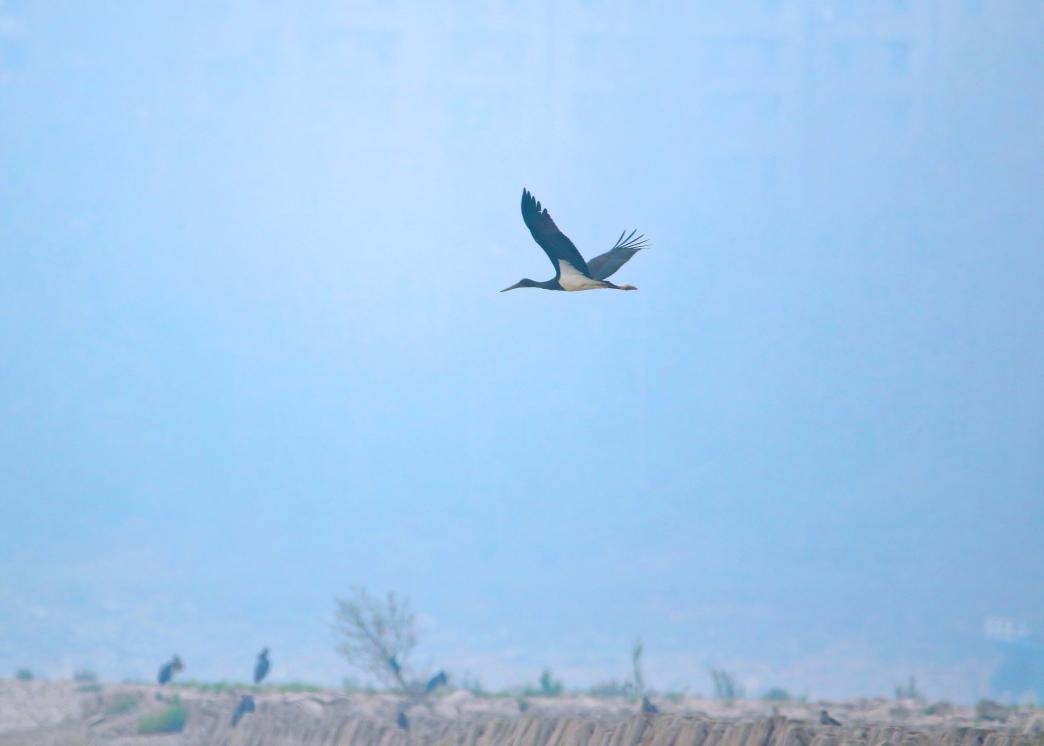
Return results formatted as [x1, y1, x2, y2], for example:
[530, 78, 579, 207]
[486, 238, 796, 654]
[501, 189, 649, 292]
[157, 655, 183, 685]
[254, 647, 270, 685]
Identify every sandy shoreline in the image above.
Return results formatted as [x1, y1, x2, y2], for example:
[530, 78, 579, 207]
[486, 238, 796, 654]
[1, 680, 1041, 745]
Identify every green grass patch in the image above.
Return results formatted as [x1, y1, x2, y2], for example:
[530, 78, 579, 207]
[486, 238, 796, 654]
[137, 701, 186, 734]
[586, 680, 636, 698]
[341, 679, 379, 694]
[173, 678, 323, 695]
[105, 695, 139, 716]
[272, 680, 322, 693]
[173, 679, 245, 694]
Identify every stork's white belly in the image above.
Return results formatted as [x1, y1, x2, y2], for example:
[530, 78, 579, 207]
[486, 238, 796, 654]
[558, 260, 604, 291]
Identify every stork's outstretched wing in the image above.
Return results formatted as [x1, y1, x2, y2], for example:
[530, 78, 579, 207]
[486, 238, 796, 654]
[521, 189, 592, 278]
[586, 229, 649, 280]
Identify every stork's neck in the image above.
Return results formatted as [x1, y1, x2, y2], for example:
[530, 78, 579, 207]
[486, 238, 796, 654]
[524, 277, 564, 290]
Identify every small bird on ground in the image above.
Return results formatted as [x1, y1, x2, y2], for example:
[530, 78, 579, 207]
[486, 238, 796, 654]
[396, 711, 410, 730]
[501, 189, 649, 293]
[230, 694, 256, 727]
[254, 648, 270, 685]
[820, 709, 842, 726]
[425, 670, 447, 693]
[157, 655, 183, 685]
[641, 696, 659, 714]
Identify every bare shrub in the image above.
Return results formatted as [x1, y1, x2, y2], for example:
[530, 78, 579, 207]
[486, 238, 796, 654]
[895, 675, 923, 701]
[709, 668, 742, 701]
[333, 588, 417, 691]
[631, 639, 645, 699]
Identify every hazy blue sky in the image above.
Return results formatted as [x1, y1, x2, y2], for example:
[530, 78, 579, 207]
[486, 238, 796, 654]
[1, 1, 1042, 701]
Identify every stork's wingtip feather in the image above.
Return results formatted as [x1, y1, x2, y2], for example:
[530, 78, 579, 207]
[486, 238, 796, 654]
[521, 188, 535, 217]
[521, 188, 541, 215]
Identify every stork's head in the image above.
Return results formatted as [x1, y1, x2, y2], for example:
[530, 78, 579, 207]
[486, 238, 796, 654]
[501, 278, 538, 292]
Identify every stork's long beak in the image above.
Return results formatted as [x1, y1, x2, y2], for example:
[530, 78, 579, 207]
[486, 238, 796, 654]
[500, 281, 522, 292]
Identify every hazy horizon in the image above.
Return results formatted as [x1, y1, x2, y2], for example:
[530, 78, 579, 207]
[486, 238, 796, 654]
[2, 1, 1042, 703]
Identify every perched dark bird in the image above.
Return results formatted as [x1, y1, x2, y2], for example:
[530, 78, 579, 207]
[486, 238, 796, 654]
[396, 711, 409, 730]
[157, 655, 183, 685]
[425, 670, 447, 693]
[820, 709, 842, 726]
[501, 189, 649, 293]
[641, 696, 659, 714]
[254, 648, 270, 685]
[229, 694, 255, 727]
[387, 656, 401, 676]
